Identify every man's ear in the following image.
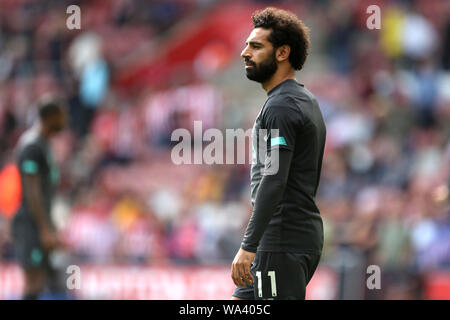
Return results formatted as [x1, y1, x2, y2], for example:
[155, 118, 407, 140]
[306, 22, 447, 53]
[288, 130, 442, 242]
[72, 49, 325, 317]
[276, 45, 291, 63]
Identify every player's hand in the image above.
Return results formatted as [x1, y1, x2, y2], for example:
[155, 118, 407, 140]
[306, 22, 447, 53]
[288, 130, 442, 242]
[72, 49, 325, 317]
[231, 248, 255, 287]
[40, 227, 61, 251]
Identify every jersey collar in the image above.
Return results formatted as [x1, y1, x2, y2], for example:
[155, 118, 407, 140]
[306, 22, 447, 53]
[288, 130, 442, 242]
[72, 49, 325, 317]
[267, 79, 303, 97]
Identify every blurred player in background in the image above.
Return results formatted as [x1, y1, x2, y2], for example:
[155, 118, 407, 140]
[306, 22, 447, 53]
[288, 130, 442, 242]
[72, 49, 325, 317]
[11, 97, 67, 300]
[231, 8, 326, 300]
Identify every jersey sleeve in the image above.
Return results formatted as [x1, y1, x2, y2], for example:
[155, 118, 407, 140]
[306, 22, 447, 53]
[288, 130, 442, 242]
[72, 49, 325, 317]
[263, 103, 303, 152]
[19, 145, 43, 175]
[241, 148, 293, 252]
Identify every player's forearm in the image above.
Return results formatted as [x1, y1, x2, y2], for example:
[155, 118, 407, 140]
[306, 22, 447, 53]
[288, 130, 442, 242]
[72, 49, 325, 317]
[241, 177, 286, 252]
[28, 193, 50, 231]
[24, 176, 51, 231]
[241, 149, 292, 252]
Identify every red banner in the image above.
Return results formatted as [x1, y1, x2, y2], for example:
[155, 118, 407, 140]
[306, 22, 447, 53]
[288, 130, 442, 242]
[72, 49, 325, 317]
[0, 264, 337, 300]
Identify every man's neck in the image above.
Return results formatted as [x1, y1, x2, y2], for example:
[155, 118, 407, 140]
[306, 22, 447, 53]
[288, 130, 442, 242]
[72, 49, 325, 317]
[262, 70, 296, 93]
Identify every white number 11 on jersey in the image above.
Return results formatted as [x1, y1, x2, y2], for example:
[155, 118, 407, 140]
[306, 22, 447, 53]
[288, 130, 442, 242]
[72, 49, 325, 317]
[256, 270, 277, 298]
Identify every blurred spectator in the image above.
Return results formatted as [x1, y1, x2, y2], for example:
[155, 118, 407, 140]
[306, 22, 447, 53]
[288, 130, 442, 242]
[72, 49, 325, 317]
[69, 32, 109, 136]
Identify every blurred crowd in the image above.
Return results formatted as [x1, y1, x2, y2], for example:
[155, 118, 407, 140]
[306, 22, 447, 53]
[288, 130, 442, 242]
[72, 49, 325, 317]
[0, 0, 449, 299]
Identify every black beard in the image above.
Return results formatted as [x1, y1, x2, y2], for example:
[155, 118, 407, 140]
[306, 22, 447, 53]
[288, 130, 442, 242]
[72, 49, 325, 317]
[245, 52, 278, 83]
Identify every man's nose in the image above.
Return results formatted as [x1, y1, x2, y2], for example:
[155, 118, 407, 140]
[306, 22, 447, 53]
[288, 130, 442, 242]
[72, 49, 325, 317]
[241, 46, 250, 59]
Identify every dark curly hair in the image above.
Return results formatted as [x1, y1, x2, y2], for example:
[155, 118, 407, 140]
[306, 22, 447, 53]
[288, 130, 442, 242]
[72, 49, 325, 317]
[252, 7, 310, 71]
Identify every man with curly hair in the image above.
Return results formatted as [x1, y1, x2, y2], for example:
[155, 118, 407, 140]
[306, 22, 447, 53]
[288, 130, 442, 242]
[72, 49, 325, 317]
[231, 7, 326, 300]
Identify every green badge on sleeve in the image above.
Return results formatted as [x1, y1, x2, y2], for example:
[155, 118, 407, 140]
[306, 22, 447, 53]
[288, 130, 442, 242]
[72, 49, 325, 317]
[22, 160, 39, 174]
[31, 248, 43, 266]
[270, 137, 287, 147]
